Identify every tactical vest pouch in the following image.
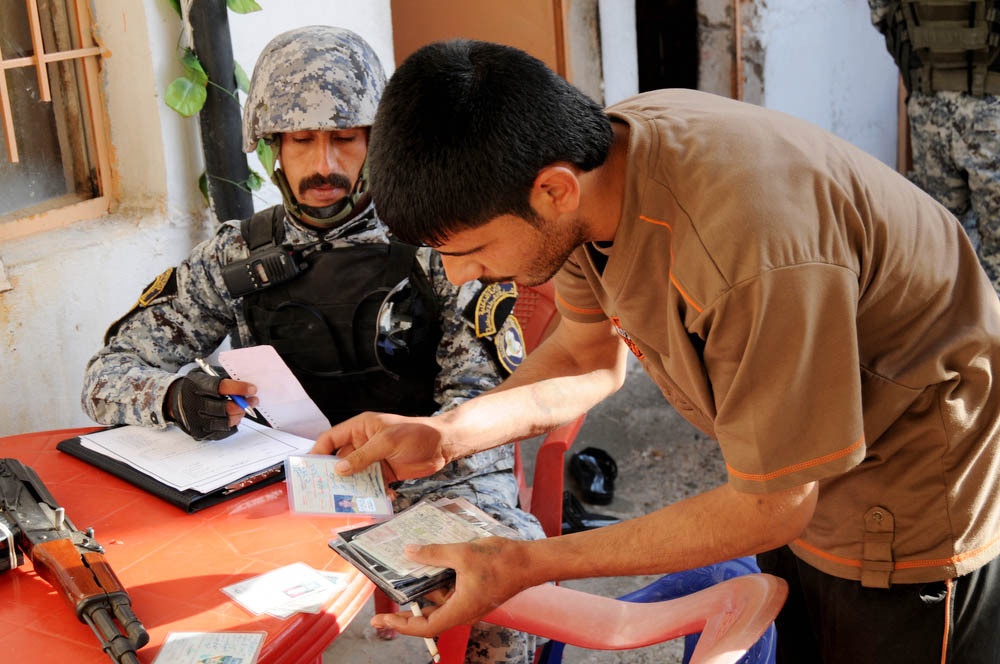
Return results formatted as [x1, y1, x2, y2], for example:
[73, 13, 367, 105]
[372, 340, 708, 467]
[245, 242, 432, 376]
[222, 244, 304, 298]
[896, 0, 1000, 96]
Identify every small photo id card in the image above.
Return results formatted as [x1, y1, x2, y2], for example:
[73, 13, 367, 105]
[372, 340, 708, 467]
[284, 454, 392, 516]
[152, 631, 265, 664]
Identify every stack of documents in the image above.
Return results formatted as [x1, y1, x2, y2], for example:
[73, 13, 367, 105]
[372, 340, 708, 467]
[75, 420, 312, 493]
[330, 497, 520, 604]
[58, 421, 316, 511]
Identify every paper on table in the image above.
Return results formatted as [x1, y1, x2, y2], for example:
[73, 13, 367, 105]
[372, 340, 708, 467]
[221, 562, 345, 618]
[219, 345, 331, 440]
[153, 631, 266, 664]
[78, 420, 314, 492]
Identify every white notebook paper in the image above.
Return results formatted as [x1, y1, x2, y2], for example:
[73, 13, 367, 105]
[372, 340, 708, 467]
[219, 345, 331, 440]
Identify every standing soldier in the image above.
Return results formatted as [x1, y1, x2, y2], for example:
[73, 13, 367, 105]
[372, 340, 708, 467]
[868, 0, 1000, 292]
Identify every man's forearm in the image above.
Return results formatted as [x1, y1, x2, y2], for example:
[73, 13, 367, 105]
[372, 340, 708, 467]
[502, 481, 818, 589]
[436, 327, 628, 463]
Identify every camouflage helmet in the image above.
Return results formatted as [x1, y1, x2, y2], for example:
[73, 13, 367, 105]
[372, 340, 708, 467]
[242, 26, 387, 153]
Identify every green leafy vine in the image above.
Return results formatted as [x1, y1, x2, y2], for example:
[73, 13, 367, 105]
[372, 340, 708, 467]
[164, 0, 266, 203]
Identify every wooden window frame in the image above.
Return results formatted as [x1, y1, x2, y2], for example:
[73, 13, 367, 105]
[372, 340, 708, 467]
[0, 0, 112, 242]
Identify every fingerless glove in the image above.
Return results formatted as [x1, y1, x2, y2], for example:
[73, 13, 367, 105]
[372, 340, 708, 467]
[165, 369, 237, 441]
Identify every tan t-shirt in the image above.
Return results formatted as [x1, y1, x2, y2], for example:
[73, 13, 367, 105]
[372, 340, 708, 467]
[555, 89, 1000, 586]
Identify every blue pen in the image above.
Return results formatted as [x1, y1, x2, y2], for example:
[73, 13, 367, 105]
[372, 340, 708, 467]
[195, 358, 256, 416]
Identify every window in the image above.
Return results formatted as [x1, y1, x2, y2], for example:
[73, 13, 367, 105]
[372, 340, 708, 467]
[0, 0, 110, 241]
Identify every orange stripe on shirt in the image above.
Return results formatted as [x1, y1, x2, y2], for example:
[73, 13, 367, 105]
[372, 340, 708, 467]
[893, 531, 1000, 570]
[553, 289, 604, 316]
[792, 523, 1000, 575]
[727, 434, 865, 483]
[638, 215, 703, 313]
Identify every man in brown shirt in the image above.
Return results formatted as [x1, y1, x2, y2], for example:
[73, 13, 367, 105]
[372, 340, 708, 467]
[313, 39, 1000, 662]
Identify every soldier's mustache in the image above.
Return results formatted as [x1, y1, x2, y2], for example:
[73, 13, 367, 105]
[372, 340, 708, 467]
[299, 172, 352, 195]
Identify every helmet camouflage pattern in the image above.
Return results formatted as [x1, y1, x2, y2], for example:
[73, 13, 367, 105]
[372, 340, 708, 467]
[242, 25, 387, 153]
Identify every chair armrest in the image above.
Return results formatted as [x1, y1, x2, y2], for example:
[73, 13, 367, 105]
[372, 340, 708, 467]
[483, 573, 787, 664]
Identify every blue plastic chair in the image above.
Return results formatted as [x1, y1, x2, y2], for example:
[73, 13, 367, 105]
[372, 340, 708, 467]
[535, 557, 777, 664]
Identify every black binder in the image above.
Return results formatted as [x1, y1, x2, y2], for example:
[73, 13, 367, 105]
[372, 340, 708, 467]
[57, 433, 286, 513]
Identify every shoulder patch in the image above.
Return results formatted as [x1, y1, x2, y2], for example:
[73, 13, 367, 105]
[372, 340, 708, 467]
[464, 281, 525, 375]
[137, 267, 178, 307]
[103, 267, 179, 344]
[494, 315, 525, 374]
[467, 281, 518, 338]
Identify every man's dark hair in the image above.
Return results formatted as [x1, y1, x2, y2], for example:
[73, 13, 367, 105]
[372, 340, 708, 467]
[369, 39, 613, 246]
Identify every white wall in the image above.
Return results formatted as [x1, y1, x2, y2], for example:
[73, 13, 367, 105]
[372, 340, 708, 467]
[0, 0, 393, 436]
[598, 0, 638, 106]
[601, 0, 898, 167]
[749, 0, 899, 166]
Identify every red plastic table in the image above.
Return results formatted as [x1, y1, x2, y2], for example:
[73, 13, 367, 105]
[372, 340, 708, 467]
[1, 427, 376, 664]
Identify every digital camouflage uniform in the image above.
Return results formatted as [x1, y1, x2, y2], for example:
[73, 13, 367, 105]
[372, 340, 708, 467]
[869, 0, 1000, 291]
[81, 25, 543, 664]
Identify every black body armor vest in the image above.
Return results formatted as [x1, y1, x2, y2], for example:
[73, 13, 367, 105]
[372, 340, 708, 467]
[232, 207, 442, 425]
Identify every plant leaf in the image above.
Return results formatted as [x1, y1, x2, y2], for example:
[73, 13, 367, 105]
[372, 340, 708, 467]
[255, 140, 276, 177]
[226, 0, 262, 14]
[198, 172, 210, 204]
[165, 76, 208, 117]
[180, 48, 208, 87]
[167, 0, 182, 18]
[246, 170, 265, 191]
[234, 61, 250, 94]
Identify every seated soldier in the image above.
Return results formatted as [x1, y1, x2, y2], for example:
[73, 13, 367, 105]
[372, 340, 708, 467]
[80, 26, 542, 664]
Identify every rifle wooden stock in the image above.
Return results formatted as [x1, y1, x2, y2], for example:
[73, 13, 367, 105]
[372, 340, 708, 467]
[2, 458, 147, 662]
[31, 537, 148, 662]
[30, 537, 127, 617]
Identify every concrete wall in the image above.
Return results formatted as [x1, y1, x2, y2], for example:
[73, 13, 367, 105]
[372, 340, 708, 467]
[0, 0, 393, 436]
[598, 0, 638, 106]
[749, 0, 899, 166]
[696, 0, 898, 166]
[599, 0, 899, 167]
[1, 0, 898, 437]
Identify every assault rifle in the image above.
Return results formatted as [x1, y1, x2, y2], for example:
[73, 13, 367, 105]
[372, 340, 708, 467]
[0, 458, 148, 663]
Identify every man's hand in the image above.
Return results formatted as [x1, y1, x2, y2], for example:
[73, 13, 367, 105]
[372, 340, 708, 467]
[370, 537, 531, 637]
[310, 412, 449, 483]
[165, 369, 257, 441]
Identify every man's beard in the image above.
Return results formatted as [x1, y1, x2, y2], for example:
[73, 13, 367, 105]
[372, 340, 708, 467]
[480, 218, 588, 287]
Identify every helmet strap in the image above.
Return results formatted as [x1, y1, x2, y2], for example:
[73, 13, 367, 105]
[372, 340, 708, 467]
[272, 159, 373, 230]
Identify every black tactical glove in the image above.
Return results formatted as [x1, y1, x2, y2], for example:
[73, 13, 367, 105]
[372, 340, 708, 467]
[164, 369, 237, 441]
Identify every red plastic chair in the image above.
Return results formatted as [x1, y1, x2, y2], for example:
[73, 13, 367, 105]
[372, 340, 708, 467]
[375, 281, 587, 656]
[482, 573, 788, 664]
[509, 280, 584, 539]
